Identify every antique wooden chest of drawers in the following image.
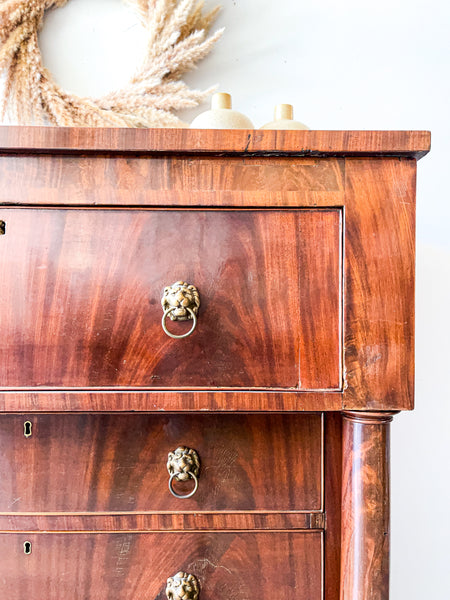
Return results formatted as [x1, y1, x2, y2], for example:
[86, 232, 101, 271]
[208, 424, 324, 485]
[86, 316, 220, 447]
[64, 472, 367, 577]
[0, 127, 430, 599]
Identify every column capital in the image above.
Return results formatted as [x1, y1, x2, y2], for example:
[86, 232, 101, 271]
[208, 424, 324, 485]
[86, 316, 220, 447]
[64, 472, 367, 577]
[342, 410, 399, 425]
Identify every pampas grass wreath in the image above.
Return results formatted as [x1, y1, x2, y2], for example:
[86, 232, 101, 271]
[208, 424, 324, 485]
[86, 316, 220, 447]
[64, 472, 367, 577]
[0, 0, 223, 127]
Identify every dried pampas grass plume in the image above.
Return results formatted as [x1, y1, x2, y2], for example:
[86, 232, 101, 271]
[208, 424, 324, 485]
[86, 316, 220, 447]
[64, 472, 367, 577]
[0, 0, 223, 127]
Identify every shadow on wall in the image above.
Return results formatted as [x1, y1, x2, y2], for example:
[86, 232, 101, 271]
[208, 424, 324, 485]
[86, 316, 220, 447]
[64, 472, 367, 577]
[391, 241, 450, 600]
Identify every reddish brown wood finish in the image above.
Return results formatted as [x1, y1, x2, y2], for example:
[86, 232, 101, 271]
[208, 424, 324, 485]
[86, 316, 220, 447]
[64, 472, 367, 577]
[0, 208, 340, 391]
[299, 211, 342, 389]
[0, 154, 345, 206]
[344, 159, 416, 410]
[0, 532, 322, 600]
[324, 413, 343, 600]
[0, 128, 425, 410]
[0, 414, 322, 513]
[340, 411, 396, 600]
[0, 126, 431, 157]
[0, 512, 325, 533]
[0, 390, 343, 412]
[0, 128, 427, 600]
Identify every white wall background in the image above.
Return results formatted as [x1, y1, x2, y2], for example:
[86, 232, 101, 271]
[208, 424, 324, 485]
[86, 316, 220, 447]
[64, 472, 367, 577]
[2, 0, 450, 597]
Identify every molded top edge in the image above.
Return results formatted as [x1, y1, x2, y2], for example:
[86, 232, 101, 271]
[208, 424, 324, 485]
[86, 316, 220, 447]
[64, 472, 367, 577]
[0, 127, 431, 159]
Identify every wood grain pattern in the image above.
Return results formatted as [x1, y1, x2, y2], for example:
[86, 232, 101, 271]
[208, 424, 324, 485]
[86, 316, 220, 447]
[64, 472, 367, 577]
[0, 512, 324, 533]
[340, 411, 395, 600]
[0, 390, 344, 411]
[0, 207, 340, 392]
[0, 129, 426, 600]
[298, 211, 342, 389]
[0, 531, 322, 600]
[344, 158, 416, 410]
[323, 413, 343, 600]
[0, 126, 431, 157]
[0, 155, 344, 206]
[0, 414, 322, 512]
[0, 132, 422, 410]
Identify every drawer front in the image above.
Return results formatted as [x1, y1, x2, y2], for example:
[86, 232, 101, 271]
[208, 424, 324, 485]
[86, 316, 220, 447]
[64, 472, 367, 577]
[0, 414, 322, 512]
[0, 207, 341, 391]
[0, 532, 322, 600]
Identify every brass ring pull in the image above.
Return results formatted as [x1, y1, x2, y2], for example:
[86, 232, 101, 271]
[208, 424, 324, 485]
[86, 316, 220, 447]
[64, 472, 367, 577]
[161, 281, 200, 339]
[162, 306, 197, 339]
[168, 471, 199, 499]
[166, 572, 200, 600]
[167, 446, 200, 500]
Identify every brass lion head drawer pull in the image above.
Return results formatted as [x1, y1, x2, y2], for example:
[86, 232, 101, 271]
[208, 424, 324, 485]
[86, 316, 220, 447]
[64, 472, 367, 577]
[161, 281, 200, 339]
[167, 446, 200, 499]
[166, 571, 200, 600]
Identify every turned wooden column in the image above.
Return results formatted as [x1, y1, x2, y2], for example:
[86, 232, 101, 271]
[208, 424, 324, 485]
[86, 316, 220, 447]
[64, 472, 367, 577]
[340, 411, 397, 600]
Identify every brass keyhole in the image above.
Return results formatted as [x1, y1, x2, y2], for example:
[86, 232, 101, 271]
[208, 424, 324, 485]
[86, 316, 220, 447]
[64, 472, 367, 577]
[0, 221, 5, 235]
[23, 541, 32, 555]
[24, 421, 32, 438]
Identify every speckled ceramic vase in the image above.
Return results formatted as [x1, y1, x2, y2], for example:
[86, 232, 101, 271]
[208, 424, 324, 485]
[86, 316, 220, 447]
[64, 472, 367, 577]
[260, 104, 309, 130]
[190, 93, 254, 129]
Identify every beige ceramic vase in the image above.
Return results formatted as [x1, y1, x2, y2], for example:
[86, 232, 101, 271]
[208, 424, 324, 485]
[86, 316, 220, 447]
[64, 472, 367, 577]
[260, 104, 309, 130]
[190, 93, 254, 129]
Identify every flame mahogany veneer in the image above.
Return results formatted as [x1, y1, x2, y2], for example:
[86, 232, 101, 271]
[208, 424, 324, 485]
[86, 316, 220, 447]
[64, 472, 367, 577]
[0, 128, 430, 599]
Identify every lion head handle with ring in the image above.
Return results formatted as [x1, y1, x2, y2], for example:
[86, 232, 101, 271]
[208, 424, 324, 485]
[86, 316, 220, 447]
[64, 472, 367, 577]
[167, 446, 201, 499]
[166, 572, 200, 600]
[161, 281, 200, 339]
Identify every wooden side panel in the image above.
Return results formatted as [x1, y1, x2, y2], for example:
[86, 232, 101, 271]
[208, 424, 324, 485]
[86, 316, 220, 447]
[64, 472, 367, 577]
[0, 414, 322, 512]
[0, 208, 340, 392]
[344, 158, 416, 410]
[0, 532, 322, 600]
